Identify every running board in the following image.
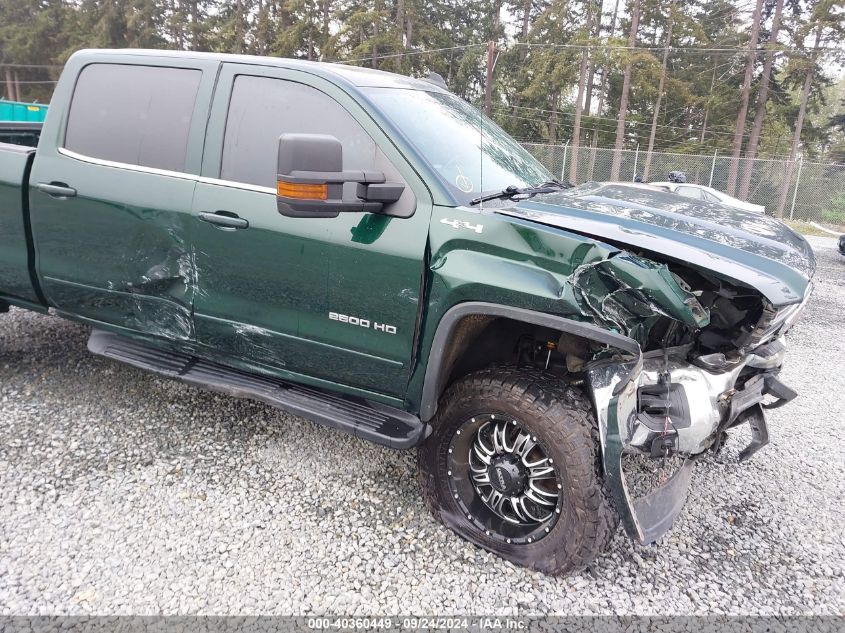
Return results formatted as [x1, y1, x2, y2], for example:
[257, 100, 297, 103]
[87, 329, 428, 449]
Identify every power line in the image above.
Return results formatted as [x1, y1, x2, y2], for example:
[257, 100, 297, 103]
[495, 107, 622, 134]
[495, 108, 763, 151]
[330, 39, 818, 67]
[497, 103, 759, 140]
[7, 38, 836, 73]
[333, 43, 486, 65]
[511, 41, 845, 55]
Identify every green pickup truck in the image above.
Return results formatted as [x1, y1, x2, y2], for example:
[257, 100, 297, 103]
[0, 49, 815, 575]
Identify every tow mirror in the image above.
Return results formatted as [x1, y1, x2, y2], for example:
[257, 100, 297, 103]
[276, 133, 404, 218]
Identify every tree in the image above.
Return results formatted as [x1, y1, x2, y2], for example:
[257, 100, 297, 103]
[581, 0, 620, 156]
[642, 0, 674, 180]
[822, 78, 845, 162]
[610, 0, 640, 181]
[510, 0, 580, 144]
[2, 0, 843, 174]
[0, 0, 76, 102]
[775, 0, 843, 217]
[209, 0, 251, 54]
[737, 0, 785, 200]
[726, 0, 765, 195]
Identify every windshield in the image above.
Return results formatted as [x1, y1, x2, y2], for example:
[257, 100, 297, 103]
[364, 87, 554, 204]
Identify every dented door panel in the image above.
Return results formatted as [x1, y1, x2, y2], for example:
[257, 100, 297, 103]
[27, 53, 218, 340]
[190, 64, 432, 397]
[30, 159, 198, 339]
[190, 183, 427, 394]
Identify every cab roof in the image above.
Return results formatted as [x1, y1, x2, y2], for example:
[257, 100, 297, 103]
[71, 48, 448, 93]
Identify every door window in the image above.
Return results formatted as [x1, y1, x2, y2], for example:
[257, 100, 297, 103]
[64, 63, 201, 172]
[221, 76, 377, 188]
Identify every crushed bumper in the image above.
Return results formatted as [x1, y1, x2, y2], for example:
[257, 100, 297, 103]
[588, 338, 796, 544]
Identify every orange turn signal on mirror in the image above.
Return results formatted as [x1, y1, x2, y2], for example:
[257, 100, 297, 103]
[277, 181, 328, 200]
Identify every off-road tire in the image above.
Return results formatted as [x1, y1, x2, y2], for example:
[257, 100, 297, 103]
[417, 366, 618, 575]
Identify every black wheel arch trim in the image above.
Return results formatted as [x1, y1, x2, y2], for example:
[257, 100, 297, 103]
[419, 301, 642, 422]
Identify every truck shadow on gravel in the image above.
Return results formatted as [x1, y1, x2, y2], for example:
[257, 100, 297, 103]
[4, 305, 831, 589]
[0, 310, 642, 580]
[0, 311, 499, 583]
[1, 306, 794, 586]
[0, 309, 419, 500]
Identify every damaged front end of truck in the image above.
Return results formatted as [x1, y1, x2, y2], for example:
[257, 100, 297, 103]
[583, 281, 808, 543]
[489, 184, 816, 543]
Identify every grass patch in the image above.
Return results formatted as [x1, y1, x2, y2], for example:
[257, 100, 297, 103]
[784, 220, 844, 237]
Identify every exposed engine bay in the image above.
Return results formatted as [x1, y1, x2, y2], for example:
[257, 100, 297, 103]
[508, 247, 809, 458]
[499, 247, 811, 544]
[569, 238, 802, 359]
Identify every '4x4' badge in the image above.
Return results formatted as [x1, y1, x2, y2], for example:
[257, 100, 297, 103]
[440, 218, 483, 234]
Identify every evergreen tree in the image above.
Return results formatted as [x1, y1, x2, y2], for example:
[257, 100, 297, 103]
[1, 0, 842, 170]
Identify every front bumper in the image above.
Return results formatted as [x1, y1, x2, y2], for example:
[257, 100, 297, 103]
[587, 338, 796, 544]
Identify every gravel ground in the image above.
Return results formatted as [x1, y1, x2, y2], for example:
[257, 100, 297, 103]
[0, 236, 843, 616]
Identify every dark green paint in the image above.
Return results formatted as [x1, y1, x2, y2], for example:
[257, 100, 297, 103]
[0, 49, 816, 416]
[0, 146, 40, 303]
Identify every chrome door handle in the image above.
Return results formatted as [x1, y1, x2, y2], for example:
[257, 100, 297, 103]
[36, 182, 77, 198]
[198, 211, 249, 230]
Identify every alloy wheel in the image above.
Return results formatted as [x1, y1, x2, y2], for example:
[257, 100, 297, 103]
[446, 413, 563, 544]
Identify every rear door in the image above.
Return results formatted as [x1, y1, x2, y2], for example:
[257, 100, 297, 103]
[0, 144, 40, 305]
[189, 64, 432, 397]
[28, 54, 217, 340]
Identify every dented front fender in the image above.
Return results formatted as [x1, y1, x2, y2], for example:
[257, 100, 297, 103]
[425, 206, 709, 350]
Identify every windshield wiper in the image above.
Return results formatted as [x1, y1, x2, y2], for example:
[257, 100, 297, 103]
[469, 179, 572, 206]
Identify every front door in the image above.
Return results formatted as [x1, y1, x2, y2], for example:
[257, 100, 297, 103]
[189, 64, 431, 397]
[29, 55, 217, 340]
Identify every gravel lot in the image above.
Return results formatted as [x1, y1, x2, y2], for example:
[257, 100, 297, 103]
[0, 235, 843, 616]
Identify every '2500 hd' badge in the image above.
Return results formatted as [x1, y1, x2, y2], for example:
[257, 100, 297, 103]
[329, 312, 397, 334]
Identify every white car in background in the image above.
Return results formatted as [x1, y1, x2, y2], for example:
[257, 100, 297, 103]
[650, 181, 766, 214]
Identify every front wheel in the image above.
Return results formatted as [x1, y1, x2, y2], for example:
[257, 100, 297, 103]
[417, 367, 618, 575]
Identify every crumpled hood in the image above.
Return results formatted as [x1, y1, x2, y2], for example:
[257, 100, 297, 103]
[497, 182, 816, 307]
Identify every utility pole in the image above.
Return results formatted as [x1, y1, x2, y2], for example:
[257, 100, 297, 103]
[235, 0, 244, 54]
[700, 62, 716, 144]
[569, 0, 596, 184]
[484, 40, 496, 117]
[3, 69, 14, 101]
[593, 0, 621, 120]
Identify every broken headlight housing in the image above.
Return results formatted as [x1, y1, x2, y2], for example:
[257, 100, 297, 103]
[750, 282, 813, 349]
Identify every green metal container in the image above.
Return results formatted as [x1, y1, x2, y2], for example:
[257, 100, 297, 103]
[0, 99, 48, 123]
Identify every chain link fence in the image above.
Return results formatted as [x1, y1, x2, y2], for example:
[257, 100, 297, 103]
[521, 143, 845, 225]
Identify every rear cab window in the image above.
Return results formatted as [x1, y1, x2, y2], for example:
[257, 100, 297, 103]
[63, 63, 202, 172]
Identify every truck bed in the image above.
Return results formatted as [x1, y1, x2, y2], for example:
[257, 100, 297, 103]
[0, 121, 42, 148]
